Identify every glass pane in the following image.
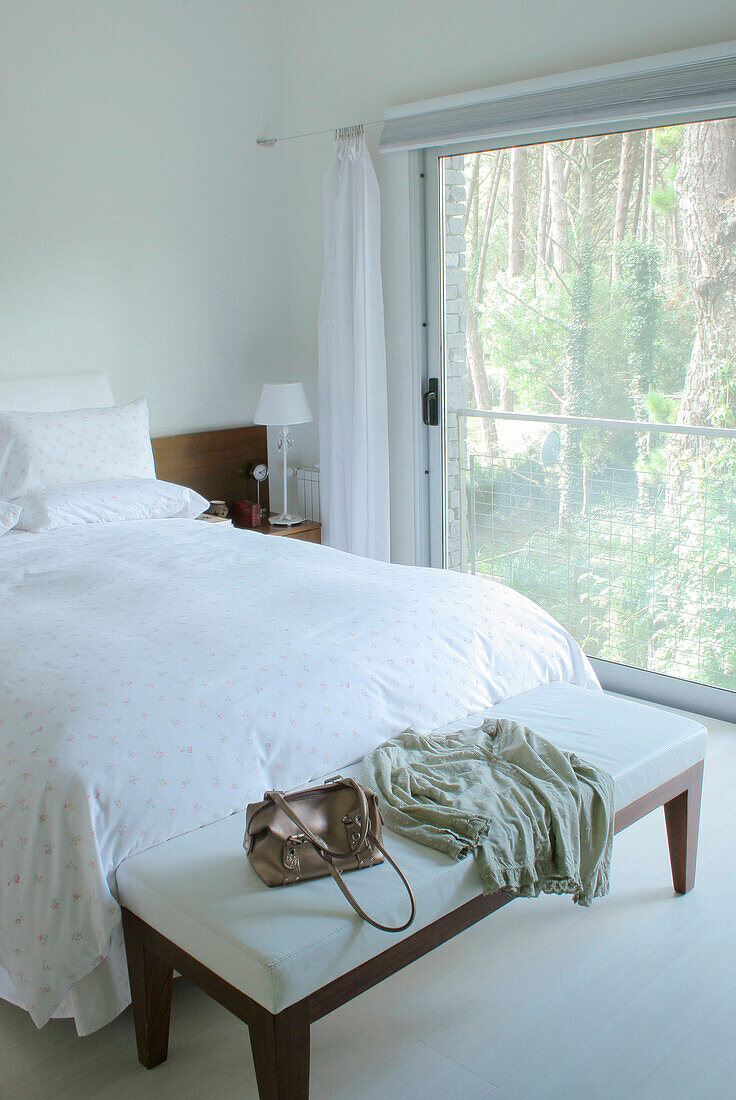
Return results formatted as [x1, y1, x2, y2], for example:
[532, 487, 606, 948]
[440, 121, 736, 689]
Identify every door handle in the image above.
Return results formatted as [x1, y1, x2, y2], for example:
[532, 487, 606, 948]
[423, 378, 439, 426]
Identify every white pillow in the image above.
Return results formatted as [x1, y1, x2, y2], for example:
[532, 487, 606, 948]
[0, 398, 156, 499]
[0, 499, 21, 536]
[16, 478, 209, 532]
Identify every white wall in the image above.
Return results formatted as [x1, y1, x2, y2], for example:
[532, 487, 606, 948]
[0, 0, 291, 439]
[4, 2, 736, 533]
[278, 0, 736, 562]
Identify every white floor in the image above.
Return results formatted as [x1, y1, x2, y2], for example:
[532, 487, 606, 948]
[2, 700, 736, 1100]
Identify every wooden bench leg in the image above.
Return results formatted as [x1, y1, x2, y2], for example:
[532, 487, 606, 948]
[249, 1004, 311, 1100]
[664, 759, 703, 895]
[122, 908, 174, 1069]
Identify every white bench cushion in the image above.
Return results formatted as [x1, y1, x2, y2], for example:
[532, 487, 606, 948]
[115, 685, 706, 1015]
[455, 682, 706, 810]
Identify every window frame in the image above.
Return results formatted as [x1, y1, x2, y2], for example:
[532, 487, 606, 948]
[418, 127, 736, 722]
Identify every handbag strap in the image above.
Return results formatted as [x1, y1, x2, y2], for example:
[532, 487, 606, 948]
[265, 784, 416, 933]
[265, 777, 371, 859]
[318, 830, 416, 933]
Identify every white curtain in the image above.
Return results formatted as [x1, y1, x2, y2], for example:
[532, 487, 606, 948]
[318, 126, 390, 561]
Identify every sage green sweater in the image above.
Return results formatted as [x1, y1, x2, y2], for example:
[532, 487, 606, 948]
[358, 718, 614, 907]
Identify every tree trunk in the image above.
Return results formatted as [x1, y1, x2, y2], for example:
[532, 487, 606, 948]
[612, 131, 636, 282]
[666, 119, 736, 514]
[463, 153, 481, 235]
[547, 143, 570, 276]
[619, 239, 660, 505]
[476, 151, 504, 303]
[544, 140, 575, 268]
[559, 138, 594, 526]
[647, 140, 657, 240]
[500, 376, 515, 412]
[671, 209, 685, 287]
[536, 146, 550, 281]
[637, 130, 652, 241]
[630, 132, 645, 243]
[579, 137, 594, 224]
[466, 305, 496, 454]
[471, 151, 508, 429]
[674, 119, 736, 429]
[507, 147, 527, 277]
[563, 140, 578, 189]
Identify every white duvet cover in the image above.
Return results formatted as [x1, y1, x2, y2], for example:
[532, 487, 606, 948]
[0, 520, 598, 1030]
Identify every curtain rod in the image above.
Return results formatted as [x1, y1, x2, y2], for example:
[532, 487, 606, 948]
[256, 119, 382, 147]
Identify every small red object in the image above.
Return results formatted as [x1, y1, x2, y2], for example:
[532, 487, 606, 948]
[231, 500, 263, 528]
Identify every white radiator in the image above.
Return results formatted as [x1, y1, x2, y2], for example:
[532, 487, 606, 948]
[296, 467, 320, 522]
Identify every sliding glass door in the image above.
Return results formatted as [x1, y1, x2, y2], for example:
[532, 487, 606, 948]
[426, 119, 736, 695]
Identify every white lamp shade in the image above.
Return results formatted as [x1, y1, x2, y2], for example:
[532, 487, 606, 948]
[253, 382, 312, 426]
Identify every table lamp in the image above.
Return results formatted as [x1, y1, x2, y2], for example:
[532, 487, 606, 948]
[253, 382, 312, 526]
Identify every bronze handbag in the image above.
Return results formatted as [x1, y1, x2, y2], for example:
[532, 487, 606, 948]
[244, 775, 415, 933]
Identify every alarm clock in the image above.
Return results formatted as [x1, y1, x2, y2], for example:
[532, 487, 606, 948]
[250, 462, 268, 508]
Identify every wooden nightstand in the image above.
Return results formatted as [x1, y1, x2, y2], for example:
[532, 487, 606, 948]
[255, 520, 321, 544]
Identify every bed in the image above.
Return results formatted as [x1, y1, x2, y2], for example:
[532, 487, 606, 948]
[0, 373, 605, 1036]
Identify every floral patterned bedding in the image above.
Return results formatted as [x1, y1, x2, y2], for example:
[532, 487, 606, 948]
[0, 519, 598, 1028]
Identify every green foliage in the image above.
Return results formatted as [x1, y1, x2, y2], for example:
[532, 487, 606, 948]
[645, 389, 677, 422]
[457, 122, 735, 690]
[650, 182, 677, 214]
[654, 125, 684, 152]
[472, 455, 736, 688]
[634, 447, 667, 488]
[617, 237, 660, 384]
[466, 129, 695, 420]
[478, 275, 569, 411]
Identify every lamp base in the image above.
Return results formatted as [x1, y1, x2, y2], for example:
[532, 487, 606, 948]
[268, 512, 304, 527]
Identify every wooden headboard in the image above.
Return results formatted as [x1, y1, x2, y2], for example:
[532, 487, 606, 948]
[151, 425, 269, 510]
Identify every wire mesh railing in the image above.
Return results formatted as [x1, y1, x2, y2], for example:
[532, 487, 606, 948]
[452, 409, 736, 690]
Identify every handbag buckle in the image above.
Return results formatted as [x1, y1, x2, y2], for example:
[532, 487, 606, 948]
[283, 834, 309, 878]
[342, 812, 364, 852]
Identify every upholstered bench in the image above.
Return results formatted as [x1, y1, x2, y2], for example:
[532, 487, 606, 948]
[116, 684, 706, 1099]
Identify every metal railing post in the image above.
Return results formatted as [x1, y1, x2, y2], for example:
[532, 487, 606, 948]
[458, 412, 468, 574]
[469, 453, 477, 576]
